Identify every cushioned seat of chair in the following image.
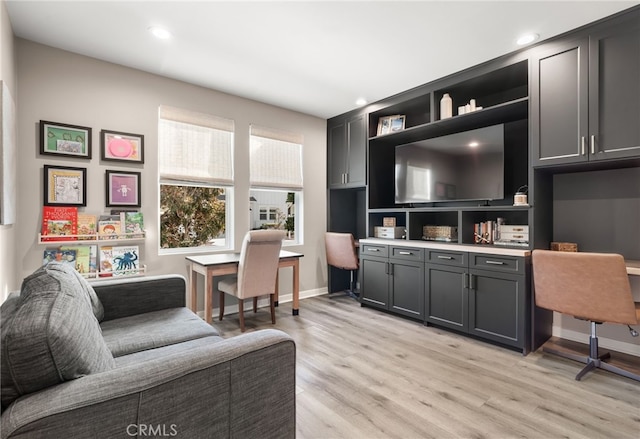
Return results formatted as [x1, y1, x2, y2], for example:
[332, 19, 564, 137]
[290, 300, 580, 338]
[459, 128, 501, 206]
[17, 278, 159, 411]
[101, 307, 220, 357]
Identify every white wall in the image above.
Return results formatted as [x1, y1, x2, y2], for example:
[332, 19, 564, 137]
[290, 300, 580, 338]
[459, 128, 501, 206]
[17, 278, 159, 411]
[14, 39, 328, 310]
[0, 0, 17, 301]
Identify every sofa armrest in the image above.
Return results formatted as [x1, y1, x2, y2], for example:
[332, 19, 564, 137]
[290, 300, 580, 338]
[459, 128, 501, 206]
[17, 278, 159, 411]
[1, 329, 296, 439]
[92, 275, 187, 321]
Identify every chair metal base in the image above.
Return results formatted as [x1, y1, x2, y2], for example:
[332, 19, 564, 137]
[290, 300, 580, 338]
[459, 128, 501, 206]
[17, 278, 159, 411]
[543, 322, 640, 382]
[329, 270, 359, 300]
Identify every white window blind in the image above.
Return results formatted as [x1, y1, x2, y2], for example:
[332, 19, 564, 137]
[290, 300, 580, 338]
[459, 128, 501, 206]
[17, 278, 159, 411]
[250, 125, 303, 190]
[159, 105, 234, 185]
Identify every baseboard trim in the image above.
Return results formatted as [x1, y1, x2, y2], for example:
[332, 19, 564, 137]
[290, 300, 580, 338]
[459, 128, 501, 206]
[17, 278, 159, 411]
[553, 327, 640, 357]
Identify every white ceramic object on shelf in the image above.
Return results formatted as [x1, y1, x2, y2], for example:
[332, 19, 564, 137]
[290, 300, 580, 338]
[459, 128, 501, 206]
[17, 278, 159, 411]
[440, 93, 452, 119]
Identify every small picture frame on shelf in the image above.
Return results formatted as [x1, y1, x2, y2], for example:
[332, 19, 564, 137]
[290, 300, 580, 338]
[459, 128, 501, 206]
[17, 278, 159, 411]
[40, 120, 92, 159]
[43, 165, 87, 206]
[106, 170, 141, 207]
[389, 115, 406, 132]
[100, 130, 144, 163]
[377, 116, 392, 136]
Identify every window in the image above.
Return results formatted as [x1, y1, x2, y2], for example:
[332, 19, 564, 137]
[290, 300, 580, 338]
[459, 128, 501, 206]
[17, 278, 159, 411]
[249, 125, 303, 244]
[158, 106, 234, 251]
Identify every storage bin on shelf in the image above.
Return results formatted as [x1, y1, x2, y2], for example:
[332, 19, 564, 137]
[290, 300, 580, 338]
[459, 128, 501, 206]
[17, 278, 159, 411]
[423, 225, 458, 242]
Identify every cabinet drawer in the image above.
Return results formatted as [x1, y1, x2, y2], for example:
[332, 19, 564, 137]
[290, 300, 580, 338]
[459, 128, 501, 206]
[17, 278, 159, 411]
[427, 250, 467, 267]
[470, 254, 524, 274]
[391, 246, 424, 261]
[360, 244, 388, 257]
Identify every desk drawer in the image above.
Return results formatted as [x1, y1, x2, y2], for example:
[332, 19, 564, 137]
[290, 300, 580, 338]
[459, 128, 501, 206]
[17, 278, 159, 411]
[391, 246, 424, 261]
[427, 250, 467, 267]
[361, 244, 388, 258]
[470, 254, 524, 274]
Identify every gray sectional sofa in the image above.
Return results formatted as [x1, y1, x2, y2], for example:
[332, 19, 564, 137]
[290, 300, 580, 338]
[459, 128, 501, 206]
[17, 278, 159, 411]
[0, 262, 296, 438]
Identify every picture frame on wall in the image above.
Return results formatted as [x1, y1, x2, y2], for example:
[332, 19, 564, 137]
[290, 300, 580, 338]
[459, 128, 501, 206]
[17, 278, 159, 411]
[106, 170, 141, 207]
[43, 165, 87, 206]
[40, 120, 92, 159]
[101, 130, 144, 163]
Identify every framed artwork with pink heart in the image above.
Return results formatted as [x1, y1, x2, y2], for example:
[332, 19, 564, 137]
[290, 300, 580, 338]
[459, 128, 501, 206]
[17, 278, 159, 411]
[100, 130, 144, 163]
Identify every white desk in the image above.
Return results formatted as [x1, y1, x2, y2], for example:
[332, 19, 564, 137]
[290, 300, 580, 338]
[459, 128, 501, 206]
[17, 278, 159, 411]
[186, 250, 303, 324]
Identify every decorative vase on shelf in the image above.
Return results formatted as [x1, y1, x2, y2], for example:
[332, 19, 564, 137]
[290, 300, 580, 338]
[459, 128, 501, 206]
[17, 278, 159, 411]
[440, 93, 452, 119]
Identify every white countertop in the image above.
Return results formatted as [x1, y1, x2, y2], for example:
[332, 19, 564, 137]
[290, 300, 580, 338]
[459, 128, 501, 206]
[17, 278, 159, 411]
[359, 238, 531, 257]
[359, 239, 640, 275]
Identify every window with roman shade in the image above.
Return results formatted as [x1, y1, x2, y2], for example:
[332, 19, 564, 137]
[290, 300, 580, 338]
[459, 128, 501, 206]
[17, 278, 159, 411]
[158, 106, 234, 251]
[249, 125, 303, 244]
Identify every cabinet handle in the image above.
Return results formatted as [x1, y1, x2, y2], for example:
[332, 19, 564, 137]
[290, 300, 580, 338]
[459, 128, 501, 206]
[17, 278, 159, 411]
[398, 251, 412, 255]
[469, 274, 475, 290]
[437, 255, 454, 260]
[590, 135, 596, 154]
[581, 136, 586, 155]
[389, 263, 394, 276]
[463, 273, 469, 289]
[368, 248, 380, 252]
[485, 260, 505, 265]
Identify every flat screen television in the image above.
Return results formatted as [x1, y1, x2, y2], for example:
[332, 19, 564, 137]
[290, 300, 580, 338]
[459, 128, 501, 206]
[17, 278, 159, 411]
[395, 124, 505, 204]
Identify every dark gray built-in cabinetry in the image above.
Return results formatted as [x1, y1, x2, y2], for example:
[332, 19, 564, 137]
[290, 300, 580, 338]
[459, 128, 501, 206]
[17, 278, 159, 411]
[327, 6, 640, 354]
[360, 243, 424, 319]
[531, 11, 640, 166]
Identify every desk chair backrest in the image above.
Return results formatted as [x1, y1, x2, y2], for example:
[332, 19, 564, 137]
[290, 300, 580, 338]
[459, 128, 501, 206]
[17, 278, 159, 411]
[532, 249, 638, 325]
[325, 232, 359, 271]
[236, 230, 285, 300]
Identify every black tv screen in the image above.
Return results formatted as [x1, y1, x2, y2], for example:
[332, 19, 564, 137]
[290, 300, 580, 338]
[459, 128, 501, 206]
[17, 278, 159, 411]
[395, 124, 505, 204]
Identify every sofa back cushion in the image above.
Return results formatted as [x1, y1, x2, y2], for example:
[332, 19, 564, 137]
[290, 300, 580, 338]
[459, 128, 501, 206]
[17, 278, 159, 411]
[1, 262, 115, 411]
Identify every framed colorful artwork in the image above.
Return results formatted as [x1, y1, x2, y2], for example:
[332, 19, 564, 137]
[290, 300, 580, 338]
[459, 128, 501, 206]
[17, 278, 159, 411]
[105, 170, 141, 207]
[100, 130, 144, 163]
[40, 120, 92, 159]
[43, 165, 87, 206]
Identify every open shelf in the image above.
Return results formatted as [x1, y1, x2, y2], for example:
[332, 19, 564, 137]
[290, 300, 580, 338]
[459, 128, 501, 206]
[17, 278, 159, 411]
[39, 232, 146, 244]
[369, 97, 528, 146]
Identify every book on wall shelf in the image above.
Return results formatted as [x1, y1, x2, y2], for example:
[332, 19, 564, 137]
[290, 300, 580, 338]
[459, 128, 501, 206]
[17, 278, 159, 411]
[41, 206, 78, 242]
[98, 215, 122, 240]
[42, 248, 77, 268]
[112, 245, 140, 276]
[77, 213, 97, 239]
[99, 246, 114, 277]
[60, 245, 97, 278]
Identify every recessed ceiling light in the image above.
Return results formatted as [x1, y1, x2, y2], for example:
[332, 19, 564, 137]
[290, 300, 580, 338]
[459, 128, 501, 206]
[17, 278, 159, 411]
[517, 33, 539, 46]
[148, 26, 172, 40]
[469, 141, 479, 148]
[356, 98, 367, 106]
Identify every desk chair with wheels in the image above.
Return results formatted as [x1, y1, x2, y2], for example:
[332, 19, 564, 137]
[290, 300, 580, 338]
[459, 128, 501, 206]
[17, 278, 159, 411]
[532, 249, 640, 381]
[218, 230, 285, 332]
[325, 232, 359, 299]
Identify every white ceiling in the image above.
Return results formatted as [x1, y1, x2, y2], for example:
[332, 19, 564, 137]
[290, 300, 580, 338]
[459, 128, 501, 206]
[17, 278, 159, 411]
[6, 1, 639, 119]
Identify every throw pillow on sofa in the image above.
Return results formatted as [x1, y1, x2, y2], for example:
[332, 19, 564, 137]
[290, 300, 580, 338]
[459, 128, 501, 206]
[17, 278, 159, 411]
[1, 262, 115, 411]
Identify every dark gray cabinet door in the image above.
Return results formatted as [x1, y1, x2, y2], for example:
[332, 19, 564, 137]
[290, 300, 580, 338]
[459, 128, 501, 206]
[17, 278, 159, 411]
[531, 37, 589, 166]
[360, 256, 389, 309]
[390, 259, 424, 319]
[468, 269, 525, 349]
[328, 114, 366, 188]
[346, 114, 366, 186]
[589, 19, 640, 160]
[425, 264, 468, 332]
[328, 121, 348, 187]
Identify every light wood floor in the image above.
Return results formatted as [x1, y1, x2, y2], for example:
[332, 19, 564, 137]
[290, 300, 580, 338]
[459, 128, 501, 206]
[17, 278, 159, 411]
[213, 295, 640, 439]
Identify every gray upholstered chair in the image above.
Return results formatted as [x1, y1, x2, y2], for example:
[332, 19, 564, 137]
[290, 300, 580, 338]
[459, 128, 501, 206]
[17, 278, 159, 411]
[219, 230, 285, 332]
[325, 232, 359, 299]
[532, 249, 640, 381]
